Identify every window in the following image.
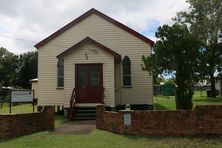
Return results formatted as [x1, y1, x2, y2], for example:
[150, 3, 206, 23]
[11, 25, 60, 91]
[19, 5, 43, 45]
[122, 56, 131, 87]
[89, 65, 101, 86]
[57, 59, 64, 87]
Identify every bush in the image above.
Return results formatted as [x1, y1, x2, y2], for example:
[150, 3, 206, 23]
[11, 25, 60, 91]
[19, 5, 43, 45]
[206, 89, 219, 97]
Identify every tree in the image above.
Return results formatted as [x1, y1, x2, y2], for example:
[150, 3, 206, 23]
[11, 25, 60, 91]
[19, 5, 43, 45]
[0, 47, 38, 88]
[17, 51, 38, 89]
[165, 78, 176, 85]
[142, 24, 201, 109]
[176, 0, 222, 98]
[0, 47, 18, 86]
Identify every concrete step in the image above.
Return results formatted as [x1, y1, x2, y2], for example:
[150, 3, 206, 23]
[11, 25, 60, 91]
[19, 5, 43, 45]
[75, 116, 96, 120]
[77, 110, 96, 113]
[71, 107, 96, 120]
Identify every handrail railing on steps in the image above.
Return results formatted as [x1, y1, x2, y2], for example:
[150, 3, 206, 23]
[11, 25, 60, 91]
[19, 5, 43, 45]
[69, 88, 76, 119]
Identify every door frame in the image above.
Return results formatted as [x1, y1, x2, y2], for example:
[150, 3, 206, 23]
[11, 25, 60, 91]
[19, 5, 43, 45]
[75, 63, 103, 103]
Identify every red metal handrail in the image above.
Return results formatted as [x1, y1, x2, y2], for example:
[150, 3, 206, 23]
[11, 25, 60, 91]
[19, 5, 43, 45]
[69, 88, 76, 119]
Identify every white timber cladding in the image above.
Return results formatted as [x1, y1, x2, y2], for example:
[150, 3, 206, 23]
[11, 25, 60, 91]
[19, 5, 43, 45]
[64, 43, 115, 107]
[31, 82, 38, 99]
[37, 13, 153, 107]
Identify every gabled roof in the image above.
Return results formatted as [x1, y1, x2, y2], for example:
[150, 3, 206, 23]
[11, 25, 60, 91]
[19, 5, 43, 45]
[56, 37, 121, 61]
[35, 8, 154, 48]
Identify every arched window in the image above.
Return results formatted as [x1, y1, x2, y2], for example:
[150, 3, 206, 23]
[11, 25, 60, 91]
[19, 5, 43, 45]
[122, 56, 131, 87]
[57, 59, 64, 87]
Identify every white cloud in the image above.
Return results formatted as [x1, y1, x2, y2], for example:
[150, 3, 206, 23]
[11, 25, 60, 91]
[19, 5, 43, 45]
[0, 0, 189, 54]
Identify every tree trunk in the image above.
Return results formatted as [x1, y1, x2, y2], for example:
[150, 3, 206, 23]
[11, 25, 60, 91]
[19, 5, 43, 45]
[175, 86, 193, 110]
[210, 74, 216, 98]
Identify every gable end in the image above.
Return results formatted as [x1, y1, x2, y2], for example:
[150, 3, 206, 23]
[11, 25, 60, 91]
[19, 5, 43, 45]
[35, 8, 154, 48]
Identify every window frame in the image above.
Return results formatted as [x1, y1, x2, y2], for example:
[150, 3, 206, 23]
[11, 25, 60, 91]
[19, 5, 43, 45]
[57, 59, 64, 88]
[122, 56, 132, 88]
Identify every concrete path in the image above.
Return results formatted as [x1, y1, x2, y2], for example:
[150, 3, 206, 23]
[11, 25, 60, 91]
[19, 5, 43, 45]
[52, 120, 96, 135]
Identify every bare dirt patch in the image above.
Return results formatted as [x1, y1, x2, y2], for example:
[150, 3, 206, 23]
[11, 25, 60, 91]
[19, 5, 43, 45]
[52, 120, 96, 135]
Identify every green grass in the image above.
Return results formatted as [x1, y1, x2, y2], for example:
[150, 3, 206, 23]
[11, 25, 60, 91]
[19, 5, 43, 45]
[55, 114, 68, 128]
[154, 91, 222, 110]
[1, 129, 222, 148]
[0, 103, 37, 114]
[1, 92, 222, 147]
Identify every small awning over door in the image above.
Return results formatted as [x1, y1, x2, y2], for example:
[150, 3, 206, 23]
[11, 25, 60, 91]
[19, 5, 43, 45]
[56, 36, 121, 62]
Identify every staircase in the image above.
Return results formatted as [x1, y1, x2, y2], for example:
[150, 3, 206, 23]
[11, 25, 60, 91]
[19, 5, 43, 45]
[72, 107, 96, 120]
[69, 88, 97, 120]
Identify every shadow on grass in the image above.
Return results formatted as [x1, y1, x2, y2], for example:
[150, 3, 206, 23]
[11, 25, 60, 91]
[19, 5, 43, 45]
[193, 97, 222, 103]
[154, 103, 170, 110]
[117, 131, 222, 142]
[55, 114, 69, 127]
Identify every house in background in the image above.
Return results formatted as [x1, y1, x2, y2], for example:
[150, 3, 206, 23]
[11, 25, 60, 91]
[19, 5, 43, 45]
[34, 8, 154, 119]
[30, 78, 38, 99]
[215, 80, 222, 96]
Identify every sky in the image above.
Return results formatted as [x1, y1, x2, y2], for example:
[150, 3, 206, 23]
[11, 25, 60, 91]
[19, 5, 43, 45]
[0, 0, 190, 54]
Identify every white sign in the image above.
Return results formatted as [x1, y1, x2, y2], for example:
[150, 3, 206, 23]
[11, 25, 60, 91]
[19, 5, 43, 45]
[124, 113, 131, 126]
[11, 90, 33, 103]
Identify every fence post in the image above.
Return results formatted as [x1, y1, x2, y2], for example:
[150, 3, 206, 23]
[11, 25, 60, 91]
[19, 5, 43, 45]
[96, 105, 105, 129]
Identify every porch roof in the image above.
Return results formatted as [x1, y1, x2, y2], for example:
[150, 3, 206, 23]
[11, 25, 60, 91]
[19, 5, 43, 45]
[56, 37, 121, 61]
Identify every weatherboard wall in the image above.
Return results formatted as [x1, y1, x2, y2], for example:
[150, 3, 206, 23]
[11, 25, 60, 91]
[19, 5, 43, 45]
[31, 82, 38, 99]
[37, 13, 153, 107]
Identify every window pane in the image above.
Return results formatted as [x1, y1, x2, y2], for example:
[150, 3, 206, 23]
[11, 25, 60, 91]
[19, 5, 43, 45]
[57, 59, 64, 87]
[122, 56, 131, 86]
[58, 77, 64, 87]
[90, 65, 100, 86]
[123, 76, 131, 86]
[79, 66, 88, 87]
[58, 59, 64, 66]
[123, 66, 131, 75]
[58, 66, 64, 76]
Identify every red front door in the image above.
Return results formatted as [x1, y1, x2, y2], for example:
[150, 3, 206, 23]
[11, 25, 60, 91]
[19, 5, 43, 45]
[75, 64, 103, 103]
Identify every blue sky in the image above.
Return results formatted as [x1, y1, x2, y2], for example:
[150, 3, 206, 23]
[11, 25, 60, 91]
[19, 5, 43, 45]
[141, 19, 160, 39]
[0, 0, 189, 54]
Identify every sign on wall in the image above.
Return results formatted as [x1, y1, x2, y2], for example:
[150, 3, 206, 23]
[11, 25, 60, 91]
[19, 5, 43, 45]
[124, 113, 131, 126]
[11, 90, 33, 103]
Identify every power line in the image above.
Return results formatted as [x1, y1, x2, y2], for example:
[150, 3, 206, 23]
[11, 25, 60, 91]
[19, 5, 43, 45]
[0, 33, 71, 49]
[0, 34, 37, 44]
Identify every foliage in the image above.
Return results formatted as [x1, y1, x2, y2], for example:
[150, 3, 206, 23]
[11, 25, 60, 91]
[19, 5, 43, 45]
[17, 51, 38, 89]
[175, 0, 222, 98]
[165, 78, 176, 85]
[0, 47, 18, 86]
[0, 47, 37, 88]
[142, 24, 201, 109]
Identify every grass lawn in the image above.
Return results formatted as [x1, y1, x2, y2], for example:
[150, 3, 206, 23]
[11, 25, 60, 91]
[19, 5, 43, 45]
[154, 91, 222, 110]
[1, 92, 222, 147]
[0, 103, 37, 114]
[1, 129, 222, 148]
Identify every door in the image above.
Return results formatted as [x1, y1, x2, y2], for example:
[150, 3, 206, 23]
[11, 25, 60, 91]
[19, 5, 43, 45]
[75, 64, 103, 103]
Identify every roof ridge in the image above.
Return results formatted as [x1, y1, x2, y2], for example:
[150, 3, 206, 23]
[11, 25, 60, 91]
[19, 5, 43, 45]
[35, 8, 154, 48]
